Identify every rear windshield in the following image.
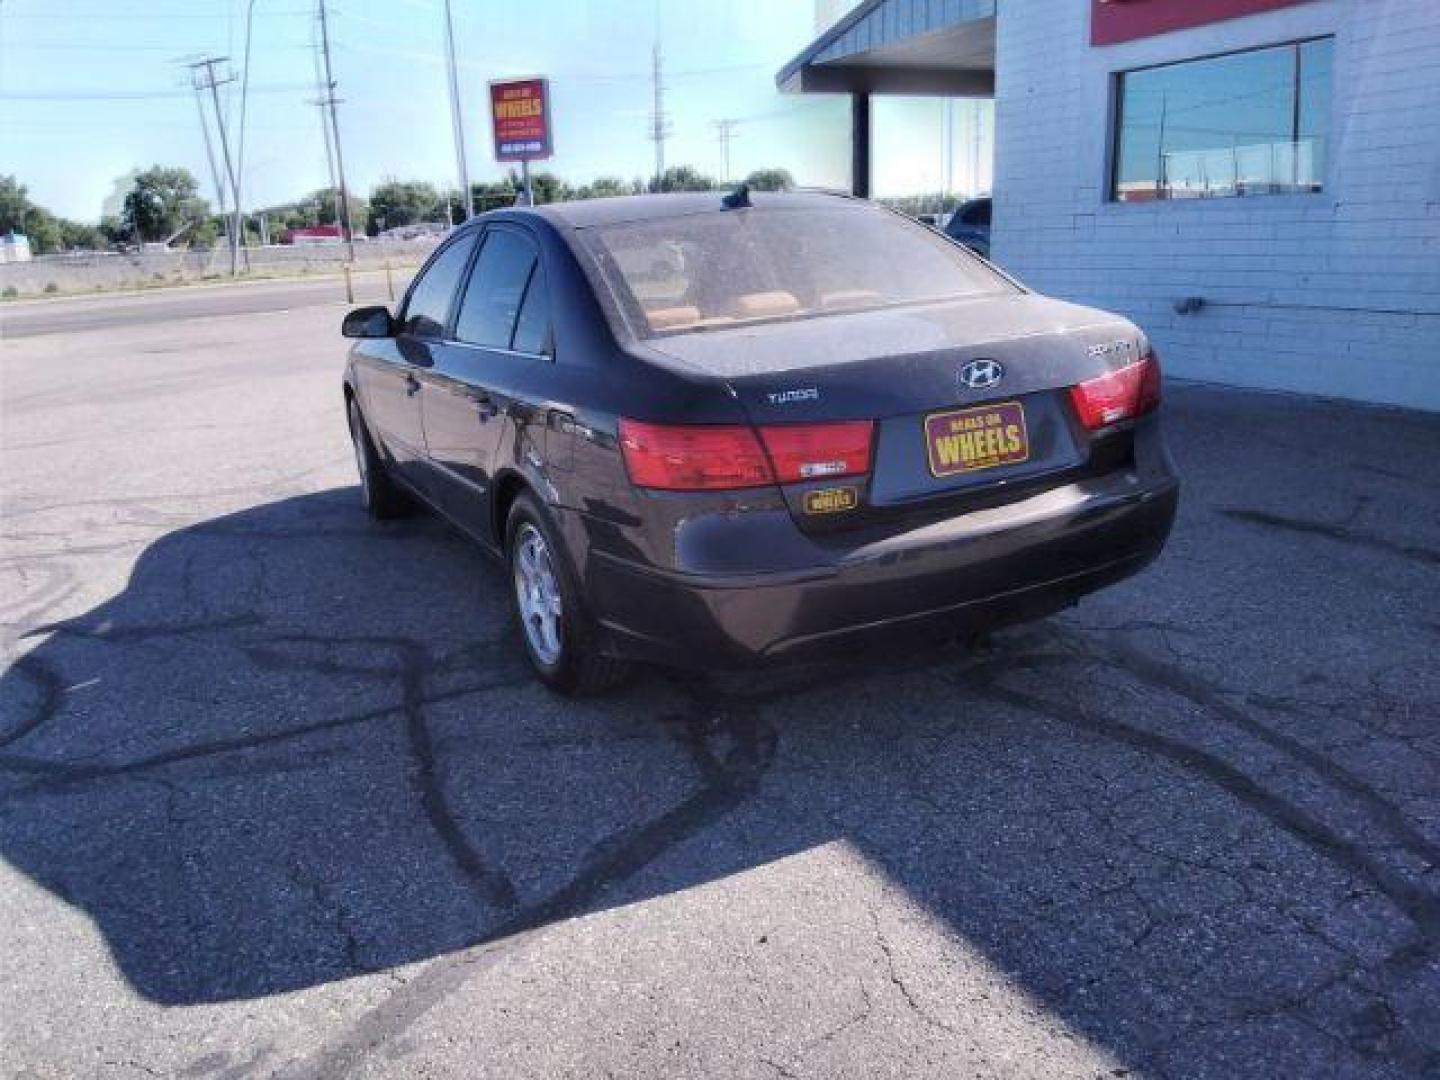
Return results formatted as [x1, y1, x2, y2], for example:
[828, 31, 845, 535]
[584, 206, 1014, 337]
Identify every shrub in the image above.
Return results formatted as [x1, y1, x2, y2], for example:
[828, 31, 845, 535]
[43, 282, 59, 294]
[2, 286, 17, 299]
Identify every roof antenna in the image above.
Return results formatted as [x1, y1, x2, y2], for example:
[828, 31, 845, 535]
[721, 183, 751, 210]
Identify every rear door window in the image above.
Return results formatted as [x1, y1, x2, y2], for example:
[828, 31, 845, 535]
[401, 233, 476, 338]
[510, 266, 551, 354]
[455, 228, 538, 348]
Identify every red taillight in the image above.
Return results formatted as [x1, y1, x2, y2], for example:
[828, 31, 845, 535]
[618, 419, 875, 492]
[619, 420, 773, 491]
[756, 421, 873, 483]
[1069, 354, 1162, 431]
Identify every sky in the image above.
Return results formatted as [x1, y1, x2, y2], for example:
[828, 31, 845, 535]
[0, 0, 994, 223]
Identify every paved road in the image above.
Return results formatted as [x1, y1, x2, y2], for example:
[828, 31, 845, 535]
[2, 283, 1439, 1078]
[0, 270, 406, 340]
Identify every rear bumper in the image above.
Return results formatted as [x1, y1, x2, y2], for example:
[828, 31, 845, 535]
[574, 469, 1179, 669]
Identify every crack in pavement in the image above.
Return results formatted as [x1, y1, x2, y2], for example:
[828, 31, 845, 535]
[1220, 508, 1440, 567]
[239, 632, 521, 913]
[1095, 626, 1440, 876]
[963, 655, 1440, 948]
[868, 904, 962, 1039]
[279, 686, 780, 1080]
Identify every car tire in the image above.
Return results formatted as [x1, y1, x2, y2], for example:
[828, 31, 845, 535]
[347, 397, 412, 519]
[506, 490, 632, 696]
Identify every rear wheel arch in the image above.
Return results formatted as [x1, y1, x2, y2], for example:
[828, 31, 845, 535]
[503, 488, 631, 695]
[491, 470, 531, 550]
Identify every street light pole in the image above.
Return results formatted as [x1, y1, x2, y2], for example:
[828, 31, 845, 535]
[442, 0, 473, 219]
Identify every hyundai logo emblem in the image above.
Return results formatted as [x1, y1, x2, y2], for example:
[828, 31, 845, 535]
[959, 358, 1004, 391]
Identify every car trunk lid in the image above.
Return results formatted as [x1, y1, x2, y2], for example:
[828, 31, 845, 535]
[643, 293, 1147, 531]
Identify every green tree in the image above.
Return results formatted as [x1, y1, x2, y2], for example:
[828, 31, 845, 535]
[24, 208, 63, 254]
[525, 170, 570, 205]
[0, 175, 31, 234]
[650, 165, 716, 193]
[101, 170, 140, 221]
[99, 215, 130, 246]
[437, 189, 467, 225]
[60, 219, 106, 251]
[122, 166, 210, 244]
[575, 175, 630, 200]
[470, 179, 519, 216]
[295, 186, 367, 229]
[190, 216, 221, 249]
[368, 178, 443, 232]
[742, 168, 795, 192]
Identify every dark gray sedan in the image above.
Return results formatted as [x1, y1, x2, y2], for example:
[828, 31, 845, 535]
[342, 191, 1178, 693]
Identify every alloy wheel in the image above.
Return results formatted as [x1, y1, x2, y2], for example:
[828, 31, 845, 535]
[513, 522, 563, 666]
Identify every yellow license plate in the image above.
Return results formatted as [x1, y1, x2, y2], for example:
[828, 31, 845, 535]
[925, 401, 1030, 478]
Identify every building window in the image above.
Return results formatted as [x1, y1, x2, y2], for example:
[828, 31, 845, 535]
[1112, 38, 1332, 202]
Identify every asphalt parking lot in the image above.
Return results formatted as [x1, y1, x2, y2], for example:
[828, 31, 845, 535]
[3, 281, 1439, 1079]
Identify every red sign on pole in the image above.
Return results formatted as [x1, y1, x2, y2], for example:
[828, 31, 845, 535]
[489, 77, 552, 162]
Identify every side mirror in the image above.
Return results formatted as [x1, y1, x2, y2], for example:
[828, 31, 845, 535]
[342, 305, 395, 339]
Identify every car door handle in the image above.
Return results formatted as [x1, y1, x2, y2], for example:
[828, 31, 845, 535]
[476, 396, 501, 421]
[404, 373, 421, 397]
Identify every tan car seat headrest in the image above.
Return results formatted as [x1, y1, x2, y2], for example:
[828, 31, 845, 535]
[645, 305, 702, 331]
[735, 291, 801, 318]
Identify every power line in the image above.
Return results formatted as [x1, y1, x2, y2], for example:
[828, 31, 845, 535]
[3, 8, 312, 18]
[2, 83, 310, 101]
[0, 117, 316, 130]
[325, 34, 768, 84]
[7, 42, 248, 52]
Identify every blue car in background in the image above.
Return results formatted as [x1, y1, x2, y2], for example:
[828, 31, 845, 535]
[945, 196, 991, 259]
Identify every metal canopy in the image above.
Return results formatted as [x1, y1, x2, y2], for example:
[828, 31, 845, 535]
[777, 0, 997, 96]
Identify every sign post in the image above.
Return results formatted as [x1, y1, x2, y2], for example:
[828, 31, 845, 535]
[489, 77, 553, 205]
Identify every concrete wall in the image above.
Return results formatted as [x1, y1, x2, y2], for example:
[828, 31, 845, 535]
[0, 239, 438, 298]
[993, 0, 1440, 411]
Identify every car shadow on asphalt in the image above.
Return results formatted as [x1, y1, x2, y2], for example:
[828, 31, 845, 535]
[2, 483, 1436, 1076]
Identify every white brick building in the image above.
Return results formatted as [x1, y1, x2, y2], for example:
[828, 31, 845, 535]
[780, 0, 1440, 411]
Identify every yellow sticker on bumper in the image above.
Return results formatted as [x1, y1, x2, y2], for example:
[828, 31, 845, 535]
[804, 486, 859, 514]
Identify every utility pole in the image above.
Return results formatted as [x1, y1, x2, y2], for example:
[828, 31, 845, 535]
[306, 14, 340, 224]
[190, 74, 229, 234]
[441, 0, 473, 219]
[711, 118, 739, 184]
[235, 0, 260, 264]
[648, 40, 670, 190]
[315, 0, 356, 259]
[188, 57, 241, 272]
